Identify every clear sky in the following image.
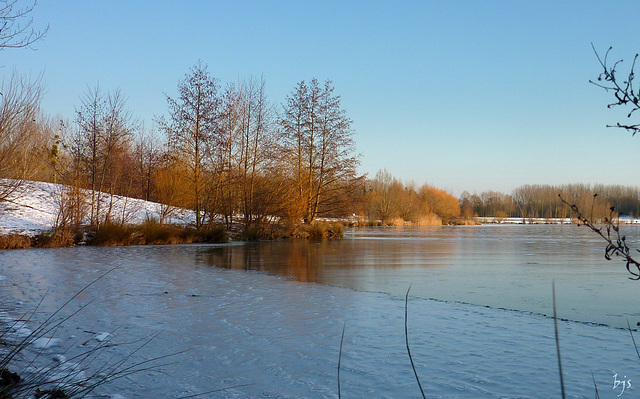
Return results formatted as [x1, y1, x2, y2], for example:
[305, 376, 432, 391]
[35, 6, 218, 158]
[4, 0, 640, 196]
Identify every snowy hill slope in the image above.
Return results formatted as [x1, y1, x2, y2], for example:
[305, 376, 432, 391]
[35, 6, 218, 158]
[0, 180, 196, 235]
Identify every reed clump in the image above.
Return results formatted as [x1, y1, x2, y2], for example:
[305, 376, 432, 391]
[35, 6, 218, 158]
[87, 222, 229, 246]
[0, 235, 31, 250]
[33, 230, 76, 248]
[303, 221, 344, 239]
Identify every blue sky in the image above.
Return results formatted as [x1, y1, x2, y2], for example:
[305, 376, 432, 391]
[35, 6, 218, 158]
[4, 1, 640, 196]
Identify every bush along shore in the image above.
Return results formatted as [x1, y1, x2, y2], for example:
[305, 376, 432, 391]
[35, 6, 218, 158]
[0, 220, 347, 250]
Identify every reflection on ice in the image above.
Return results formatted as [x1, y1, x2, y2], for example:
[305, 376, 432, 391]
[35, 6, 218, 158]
[0, 226, 639, 397]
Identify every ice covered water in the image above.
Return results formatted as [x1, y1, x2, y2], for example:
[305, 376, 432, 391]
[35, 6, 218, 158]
[0, 225, 639, 398]
[203, 225, 640, 329]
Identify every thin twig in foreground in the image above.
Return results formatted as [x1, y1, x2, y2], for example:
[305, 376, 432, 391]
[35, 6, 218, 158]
[553, 281, 566, 399]
[626, 319, 640, 361]
[405, 285, 425, 399]
[338, 321, 346, 399]
[592, 371, 600, 399]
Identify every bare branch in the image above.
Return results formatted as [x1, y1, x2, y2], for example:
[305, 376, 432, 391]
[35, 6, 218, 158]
[559, 194, 640, 279]
[591, 44, 640, 136]
[0, 0, 48, 50]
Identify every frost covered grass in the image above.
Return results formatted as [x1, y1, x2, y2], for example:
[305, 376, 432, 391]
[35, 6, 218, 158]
[0, 180, 197, 236]
[0, 180, 233, 248]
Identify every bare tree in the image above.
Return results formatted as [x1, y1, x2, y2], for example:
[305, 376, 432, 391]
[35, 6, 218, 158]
[237, 76, 277, 231]
[158, 61, 220, 228]
[281, 78, 362, 223]
[0, 0, 48, 50]
[0, 70, 44, 204]
[133, 126, 162, 202]
[211, 81, 241, 228]
[75, 85, 136, 227]
[560, 195, 640, 279]
[75, 85, 104, 225]
[0, 0, 48, 217]
[153, 156, 190, 224]
[369, 169, 400, 223]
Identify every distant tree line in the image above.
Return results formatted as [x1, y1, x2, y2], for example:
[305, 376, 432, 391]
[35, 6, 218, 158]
[460, 184, 640, 220]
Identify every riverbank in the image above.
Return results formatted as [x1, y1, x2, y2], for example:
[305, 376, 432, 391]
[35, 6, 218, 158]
[3, 180, 639, 251]
[0, 180, 347, 249]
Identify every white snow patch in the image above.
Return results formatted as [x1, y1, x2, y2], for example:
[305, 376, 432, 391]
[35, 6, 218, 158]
[0, 311, 32, 338]
[32, 337, 61, 349]
[95, 332, 110, 341]
[0, 179, 197, 235]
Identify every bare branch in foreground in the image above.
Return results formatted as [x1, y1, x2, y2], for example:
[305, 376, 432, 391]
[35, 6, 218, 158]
[559, 194, 640, 279]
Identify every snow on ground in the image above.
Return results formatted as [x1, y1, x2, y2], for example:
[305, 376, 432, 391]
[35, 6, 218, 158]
[0, 180, 196, 235]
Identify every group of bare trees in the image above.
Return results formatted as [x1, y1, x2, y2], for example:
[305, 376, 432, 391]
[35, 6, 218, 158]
[71, 86, 138, 227]
[281, 78, 362, 224]
[0, 1, 51, 212]
[361, 169, 461, 225]
[151, 63, 364, 234]
[0, 56, 367, 237]
[0, 60, 364, 236]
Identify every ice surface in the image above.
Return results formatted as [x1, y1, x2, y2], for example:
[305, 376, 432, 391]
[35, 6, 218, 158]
[0, 245, 638, 398]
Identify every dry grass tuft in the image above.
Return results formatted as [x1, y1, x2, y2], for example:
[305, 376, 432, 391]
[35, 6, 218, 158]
[0, 235, 32, 250]
[304, 222, 344, 239]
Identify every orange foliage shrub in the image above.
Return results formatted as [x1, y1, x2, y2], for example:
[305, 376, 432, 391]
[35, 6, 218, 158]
[419, 185, 461, 223]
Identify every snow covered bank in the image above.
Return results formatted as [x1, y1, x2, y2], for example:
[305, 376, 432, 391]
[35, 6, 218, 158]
[0, 180, 196, 235]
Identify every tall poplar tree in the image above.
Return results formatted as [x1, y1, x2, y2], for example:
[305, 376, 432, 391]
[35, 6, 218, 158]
[281, 78, 362, 223]
[158, 61, 220, 228]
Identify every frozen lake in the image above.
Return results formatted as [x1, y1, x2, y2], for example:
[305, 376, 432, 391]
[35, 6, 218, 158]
[1, 225, 640, 398]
